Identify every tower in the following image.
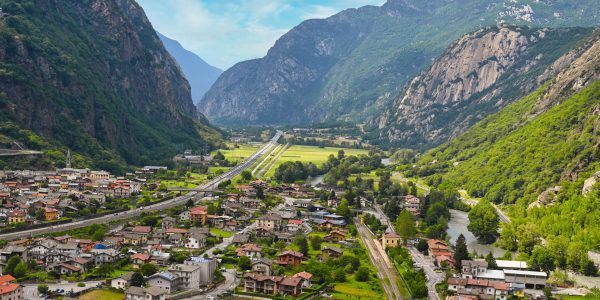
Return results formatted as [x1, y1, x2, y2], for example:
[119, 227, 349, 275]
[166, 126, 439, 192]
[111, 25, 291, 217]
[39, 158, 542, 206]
[66, 150, 72, 169]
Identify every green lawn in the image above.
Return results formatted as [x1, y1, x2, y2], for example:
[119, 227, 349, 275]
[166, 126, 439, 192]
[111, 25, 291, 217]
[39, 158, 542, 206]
[79, 289, 124, 300]
[264, 145, 369, 177]
[210, 227, 235, 238]
[349, 171, 406, 190]
[332, 279, 386, 300]
[557, 296, 600, 300]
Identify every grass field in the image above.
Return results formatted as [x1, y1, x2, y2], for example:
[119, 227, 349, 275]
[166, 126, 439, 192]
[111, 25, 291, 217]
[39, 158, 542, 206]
[79, 289, 124, 300]
[557, 296, 600, 300]
[214, 144, 261, 162]
[348, 171, 405, 190]
[332, 280, 386, 299]
[264, 145, 369, 177]
[210, 228, 235, 238]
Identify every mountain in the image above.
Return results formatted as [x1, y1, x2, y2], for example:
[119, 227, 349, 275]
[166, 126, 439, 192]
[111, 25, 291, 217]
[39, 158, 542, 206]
[406, 29, 600, 249]
[0, 0, 220, 172]
[371, 26, 593, 149]
[158, 33, 222, 103]
[199, 0, 600, 126]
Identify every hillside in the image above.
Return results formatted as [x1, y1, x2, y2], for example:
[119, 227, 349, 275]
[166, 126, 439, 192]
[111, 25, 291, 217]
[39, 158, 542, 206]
[371, 26, 593, 149]
[158, 33, 222, 103]
[0, 0, 220, 172]
[407, 30, 600, 249]
[199, 0, 600, 126]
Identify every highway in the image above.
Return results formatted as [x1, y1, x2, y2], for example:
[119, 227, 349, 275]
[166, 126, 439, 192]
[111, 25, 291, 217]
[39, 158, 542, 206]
[0, 131, 283, 241]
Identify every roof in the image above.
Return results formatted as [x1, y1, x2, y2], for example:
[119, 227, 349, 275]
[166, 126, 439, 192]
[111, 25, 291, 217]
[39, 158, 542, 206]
[151, 271, 179, 281]
[131, 253, 151, 261]
[0, 283, 20, 294]
[294, 271, 313, 280]
[496, 260, 529, 269]
[280, 276, 302, 286]
[503, 269, 547, 277]
[322, 246, 343, 254]
[477, 269, 505, 280]
[384, 231, 401, 238]
[125, 286, 145, 296]
[0, 275, 16, 285]
[448, 277, 509, 291]
[287, 219, 303, 225]
[279, 250, 304, 258]
[131, 226, 152, 233]
[145, 286, 167, 296]
[166, 227, 188, 234]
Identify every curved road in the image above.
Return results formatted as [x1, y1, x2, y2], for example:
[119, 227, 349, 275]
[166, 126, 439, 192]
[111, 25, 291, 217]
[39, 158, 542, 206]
[0, 131, 283, 241]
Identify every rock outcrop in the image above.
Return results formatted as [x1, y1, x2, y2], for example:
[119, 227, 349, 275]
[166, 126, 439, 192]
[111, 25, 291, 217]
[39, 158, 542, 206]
[373, 26, 592, 148]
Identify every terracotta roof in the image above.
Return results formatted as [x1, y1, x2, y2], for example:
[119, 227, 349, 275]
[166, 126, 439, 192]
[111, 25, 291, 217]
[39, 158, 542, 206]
[166, 227, 188, 234]
[132, 226, 152, 233]
[280, 276, 302, 286]
[0, 275, 16, 285]
[293, 271, 313, 280]
[279, 250, 304, 258]
[0, 283, 19, 294]
[131, 253, 151, 261]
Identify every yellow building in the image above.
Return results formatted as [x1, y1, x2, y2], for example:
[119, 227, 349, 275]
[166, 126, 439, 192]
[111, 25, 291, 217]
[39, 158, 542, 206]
[7, 210, 26, 224]
[44, 208, 59, 221]
[382, 232, 401, 249]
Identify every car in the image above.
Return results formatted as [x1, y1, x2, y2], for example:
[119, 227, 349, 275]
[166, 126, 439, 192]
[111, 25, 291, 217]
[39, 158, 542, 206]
[220, 267, 226, 272]
[207, 296, 215, 300]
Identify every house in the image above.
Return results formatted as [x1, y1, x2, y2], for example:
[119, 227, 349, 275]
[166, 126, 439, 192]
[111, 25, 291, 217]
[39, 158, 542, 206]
[286, 219, 303, 232]
[131, 253, 152, 265]
[43, 207, 59, 220]
[252, 258, 273, 275]
[131, 226, 152, 234]
[275, 250, 304, 267]
[462, 260, 489, 278]
[236, 244, 262, 259]
[147, 271, 181, 294]
[112, 272, 134, 289]
[293, 271, 313, 288]
[184, 232, 207, 249]
[189, 206, 208, 225]
[428, 239, 454, 267]
[320, 246, 343, 260]
[65, 258, 90, 273]
[324, 230, 347, 242]
[232, 234, 250, 246]
[161, 216, 176, 229]
[257, 213, 282, 231]
[448, 278, 509, 300]
[125, 286, 167, 300]
[90, 248, 119, 266]
[168, 264, 201, 289]
[279, 277, 303, 296]
[382, 231, 401, 249]
[7, 210, 25, 224]
[55, 263, 82, 275]
[0, 274, 22, 300]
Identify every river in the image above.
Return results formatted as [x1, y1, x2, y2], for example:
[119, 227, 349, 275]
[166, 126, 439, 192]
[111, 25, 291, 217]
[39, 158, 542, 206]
[447, 209, 506, 257]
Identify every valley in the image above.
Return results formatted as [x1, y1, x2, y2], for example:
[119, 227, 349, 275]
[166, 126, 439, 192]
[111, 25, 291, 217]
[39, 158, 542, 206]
[0, 0, 600, 300]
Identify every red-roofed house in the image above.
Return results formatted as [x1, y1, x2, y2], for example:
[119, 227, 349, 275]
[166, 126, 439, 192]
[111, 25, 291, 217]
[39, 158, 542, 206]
[448, 277, 508, 300]
[132, 226, 152, 234]
[189, 206, 208, 225]
[131, 253, 152, 265]
[275, 250, 304, 267]
[236, 244, 262, 259]
[293, 271, 313, 288]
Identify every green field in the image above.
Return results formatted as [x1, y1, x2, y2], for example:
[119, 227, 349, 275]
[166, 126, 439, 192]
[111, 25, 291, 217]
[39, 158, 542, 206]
[79, 289, 124, 300]
[332, 280, 386, 300]
[264, 145, 369, 177]
[210, 227, 235, 238]
[214, 144, 261, 162]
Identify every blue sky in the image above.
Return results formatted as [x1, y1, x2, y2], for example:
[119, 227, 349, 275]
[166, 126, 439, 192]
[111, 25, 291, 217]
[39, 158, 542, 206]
[137, 0, 385, 69]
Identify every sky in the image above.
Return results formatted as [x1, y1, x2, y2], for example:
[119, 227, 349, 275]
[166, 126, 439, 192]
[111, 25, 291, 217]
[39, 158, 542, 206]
[137, 0, 386, 70]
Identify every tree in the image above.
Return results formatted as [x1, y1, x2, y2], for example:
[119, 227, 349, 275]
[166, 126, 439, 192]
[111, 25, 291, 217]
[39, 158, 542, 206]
[4, 256, 21, 276]
[238, 256, 252, 270]
[295, 236, 309, 256]
[468, 201, 499, 244]
[583, 259, 598, 276]
[241, 170, 252, 181]
[485, 252, 497, 269]
[92, 230, 105, 242]
[337, 150, 345, 160]
[140, 263, 159, 276]
[13, 262, 26, 278]
[310, 236, 323, 251]
[334, 268, 346, 282]
[454, 234, 469, 270]
[336, 199, 352, 222]
[416, 239, 429, 254]
[530, 246, 556, 273]
[38, 284, 49, 295]
[186, 198, 194, 208]
[131, 272, 144, 287]
[97, 263, 114, 278]
[214, 151, 225, 161]
[355, 266, 370, 282]
[395, 210, 416, 244]
[35, 209, 45, 221]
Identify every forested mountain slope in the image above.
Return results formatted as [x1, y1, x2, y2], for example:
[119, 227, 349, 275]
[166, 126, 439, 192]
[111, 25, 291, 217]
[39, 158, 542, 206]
[407, 30, 600, 250]
[0, 0, 220, 172]
[371, 26, 593, 149]
[200, 0, 600, 126]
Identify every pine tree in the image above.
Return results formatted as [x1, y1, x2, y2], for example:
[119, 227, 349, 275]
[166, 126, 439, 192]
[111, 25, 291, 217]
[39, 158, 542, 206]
[485, 251, 497, 269]
[454, 234, 469, 270]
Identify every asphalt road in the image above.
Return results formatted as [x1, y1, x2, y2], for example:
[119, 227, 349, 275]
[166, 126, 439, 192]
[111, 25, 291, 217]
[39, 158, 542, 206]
[0, 131, 283, 241]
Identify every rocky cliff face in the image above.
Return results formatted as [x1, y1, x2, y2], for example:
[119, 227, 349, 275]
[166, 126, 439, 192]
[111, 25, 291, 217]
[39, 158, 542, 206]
[199, 0, 600, 126]
[373, 26, 593, 148]
[0, 0, 219, 170]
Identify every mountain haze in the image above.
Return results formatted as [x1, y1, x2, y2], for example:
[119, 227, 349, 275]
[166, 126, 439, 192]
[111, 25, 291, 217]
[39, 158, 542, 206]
[0, 0, 220, 172]
[200, 0, 600, 126]
[158, 33, 222, 103]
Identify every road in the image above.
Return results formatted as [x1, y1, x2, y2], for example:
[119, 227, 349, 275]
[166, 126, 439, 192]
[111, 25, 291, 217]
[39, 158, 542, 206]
[355, 218, 403, 300]
[0, 131, 283, 240]
[0, 149, 43, 156]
